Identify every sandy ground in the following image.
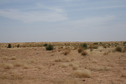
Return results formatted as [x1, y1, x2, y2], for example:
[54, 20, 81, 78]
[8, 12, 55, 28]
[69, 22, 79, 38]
[0, 47, 126, 84]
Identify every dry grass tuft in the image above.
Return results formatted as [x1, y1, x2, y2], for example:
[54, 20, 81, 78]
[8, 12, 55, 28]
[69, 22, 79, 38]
[23, 64, 32, 69]
[121, 72, 126, 77]
[72, 69, 91, 78]
[81, 51, 88, 56]
[10, 56, 16, 60]
[92, 59, 97, 63]
[72, 64, 79, 70]
[2, 63, 13, 69]
[64, 51, 69, 55]
[14, 62, 23, 67]
[64, 49, 71, 55]
[69, 62, 79, 70]
[104, 52, 108, 55]
[37, 65, 43, 69]
[63, 57, 71, 62]
[78, 48, 83, 53]
[73, 61, 80, 65]
[60, 63, 68, 68]
[54, 58, 62, 62]
[2, 56, 10, 60]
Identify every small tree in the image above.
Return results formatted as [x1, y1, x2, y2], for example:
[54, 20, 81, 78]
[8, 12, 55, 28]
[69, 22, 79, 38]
[7, 44, 11, 48]
[46, 45, 54, 50]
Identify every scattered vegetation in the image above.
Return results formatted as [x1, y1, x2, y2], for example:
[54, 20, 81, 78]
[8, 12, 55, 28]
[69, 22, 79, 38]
[115, 46, 122, 52]
[63, 49, 71, 55]
[72, 69, 91, 78]
[54, 58, 62, 62]
[7, 44, 11, 48]
[10, 56, 16, 60]
[46, 44, 54, 50]
[81, 50, 88, 56]
[43, 43, 48, 46]
[81, 43, 87, 49]
[17, 44, 20, 48]
[122, 47, 126, 52]
[78, 48, 83, 53]
[2, 63, 13, 69]
[93, 42, 98, 45]
[60, 63, 68, 68]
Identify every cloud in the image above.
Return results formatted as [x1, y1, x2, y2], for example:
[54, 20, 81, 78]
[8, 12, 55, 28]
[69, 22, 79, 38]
[56, 15, 115, 29]
[0, 5, 68, 23]
[69, 5, 126, 11]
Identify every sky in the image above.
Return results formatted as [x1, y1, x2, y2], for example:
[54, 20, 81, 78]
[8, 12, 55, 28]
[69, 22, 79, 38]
[0, 0, 126, 43]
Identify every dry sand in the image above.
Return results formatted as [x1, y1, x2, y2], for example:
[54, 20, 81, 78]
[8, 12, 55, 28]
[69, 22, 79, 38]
[0, 46, 126, 84]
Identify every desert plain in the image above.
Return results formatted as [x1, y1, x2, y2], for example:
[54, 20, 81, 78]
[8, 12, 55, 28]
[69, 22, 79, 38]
[0, 42, 126, 84]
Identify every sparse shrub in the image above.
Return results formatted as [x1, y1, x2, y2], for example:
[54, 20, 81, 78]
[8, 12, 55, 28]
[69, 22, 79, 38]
[2, 56, 10, 60]
[23, 64, 32, 69]
[92, 59, 97, 63]
[89, 45, 98, 49]
[122, 47, 126, 52]
[78, 48, 83, 53]
[94, 42, 98, 45]
[10, 56, 16, 60]
[72, 64, 79, 70]
[43, 43, 48, 46]
[3, 63, 13, 69]
[17, 44, 20, 48]
[46, 45, 54, 50]
[7, 44, 11, 48]
[63, 57, 71, 62]
[54, 58, 62, 62]
[14, 62, 23, 67]
[123, 42, 126, 44]
[81, 51, 87, 56]
[82, 43, 87, 49]
[103, 45, 107, 48]
[72, 69, 91, 78]
[60, 63, 68, 68]
[90, 48, 93, 52]
[64, 51, 69, 55]
[64, 49, 71, 55]
[104, 52, 108, 55]
[121, 72, 126, 77]
[93, 45, 98, 49]
[115, 46, 122, 52]
[37, 65, 43, 69]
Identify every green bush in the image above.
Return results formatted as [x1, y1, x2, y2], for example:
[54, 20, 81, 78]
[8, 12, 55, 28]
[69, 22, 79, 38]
[46, 45, 54, 50]
[7, 44, 11, 48]
[17, 44, 20, 48]
[123, 42, 126, 45]
[82, 43, 87, 49]
[93, 42, 98, 45]
[43, 44, 48, 46]
[115, 47, 122, 52]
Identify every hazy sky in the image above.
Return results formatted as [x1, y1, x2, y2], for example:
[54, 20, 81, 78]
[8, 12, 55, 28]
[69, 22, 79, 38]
[0, 0, 126, 43]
